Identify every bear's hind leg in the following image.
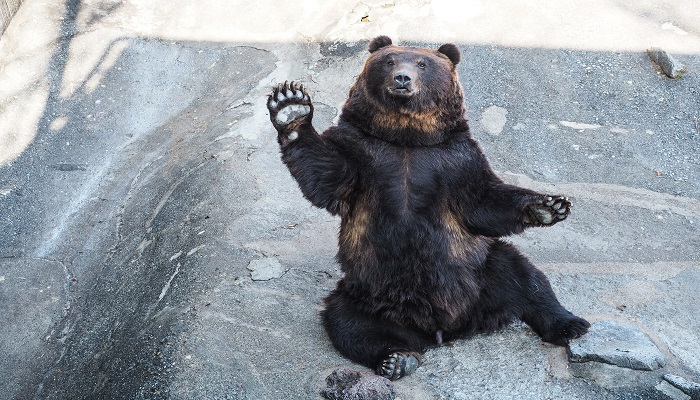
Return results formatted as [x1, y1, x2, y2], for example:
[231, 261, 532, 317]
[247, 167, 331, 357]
[321, 284, 428, 380]
[482, 241, 590, 346]
[520, 286, 590, 347]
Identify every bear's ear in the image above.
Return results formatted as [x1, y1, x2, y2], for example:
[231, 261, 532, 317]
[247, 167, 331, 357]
[438, 43, 461, 65]
[368, 36, 393, 53]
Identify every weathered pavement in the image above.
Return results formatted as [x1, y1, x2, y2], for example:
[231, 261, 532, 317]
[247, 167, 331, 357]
[1, 1, 699, 399]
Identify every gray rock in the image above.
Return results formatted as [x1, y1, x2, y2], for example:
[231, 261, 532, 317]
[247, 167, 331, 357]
[656, 381, 692, 400]
[647, 47, 687, 79]
[664, 374, 700, 399]
[321, 368, 397, 400]
[568, 320, 666, 371]
[480, 105, 508, 135]
[247, 257, 285, 281]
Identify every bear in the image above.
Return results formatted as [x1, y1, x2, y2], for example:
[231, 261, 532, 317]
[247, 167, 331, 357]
[266, 36, 590, 381]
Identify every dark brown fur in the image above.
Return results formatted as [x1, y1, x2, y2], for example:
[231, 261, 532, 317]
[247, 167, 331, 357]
[266, 36, 589, 380]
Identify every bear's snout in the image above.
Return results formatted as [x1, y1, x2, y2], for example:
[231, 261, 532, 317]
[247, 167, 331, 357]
[389, 68, 416, 97]
[393, 72, 412, 88]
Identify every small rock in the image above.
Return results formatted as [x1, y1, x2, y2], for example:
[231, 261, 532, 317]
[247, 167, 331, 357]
[664, 374, 700, 399]
[656, 381, 692, 400]
[647, 47, 686, 79]
[480, 105, 508, 135]
[321, 368, 397, 400]
[247, 257, 285, 281]
[568, 320, 666, 371]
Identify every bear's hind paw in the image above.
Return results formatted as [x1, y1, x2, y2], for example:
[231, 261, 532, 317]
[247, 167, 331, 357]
[376, 352, 422, 381]
[541, 315, 591, 346]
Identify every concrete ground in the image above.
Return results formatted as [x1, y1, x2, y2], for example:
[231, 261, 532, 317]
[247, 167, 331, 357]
[1, 0, 699, 399]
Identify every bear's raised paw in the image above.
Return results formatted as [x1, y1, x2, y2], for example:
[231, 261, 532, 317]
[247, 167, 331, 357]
[524, 195, 571, 227]
[267, 81, 313, 137]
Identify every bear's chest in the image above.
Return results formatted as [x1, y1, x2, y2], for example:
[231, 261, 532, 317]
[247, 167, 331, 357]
[361, 141, 472, 216]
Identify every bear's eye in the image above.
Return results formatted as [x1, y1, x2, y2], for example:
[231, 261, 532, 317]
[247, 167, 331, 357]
[417, 61, 427, 69]
[387, 60, 395, 66]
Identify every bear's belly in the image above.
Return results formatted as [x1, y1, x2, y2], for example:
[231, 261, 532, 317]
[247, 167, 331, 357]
[339, 215, 490, 333]
[344, 263, 482, 333]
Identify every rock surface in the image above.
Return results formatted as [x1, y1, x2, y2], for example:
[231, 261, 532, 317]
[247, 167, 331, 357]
[568, 320, 666, 371]
[1, 0, 700, 399]
[322, 368, 397, 400]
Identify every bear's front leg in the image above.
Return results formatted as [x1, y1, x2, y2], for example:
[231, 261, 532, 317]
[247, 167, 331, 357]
[467, 188, 573, 237]
[267, 81, 313, 146]
[523, 195, 571, 227]
[266, 81, 356, 215]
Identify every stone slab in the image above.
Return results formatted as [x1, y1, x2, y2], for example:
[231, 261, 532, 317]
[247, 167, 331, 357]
[568, 320, 666, 371]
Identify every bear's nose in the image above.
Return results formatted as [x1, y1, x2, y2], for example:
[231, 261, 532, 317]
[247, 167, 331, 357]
[394, 72, 411, 87]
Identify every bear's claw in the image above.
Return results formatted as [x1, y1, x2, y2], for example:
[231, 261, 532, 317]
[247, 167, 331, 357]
[267, 81, 313, 133]
[524, 195, 571, 227]
[541, 315, 591, 346]
[376, 352, 421, 381]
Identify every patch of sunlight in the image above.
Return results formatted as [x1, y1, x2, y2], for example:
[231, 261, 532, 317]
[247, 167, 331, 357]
[0, 84, 48, 166]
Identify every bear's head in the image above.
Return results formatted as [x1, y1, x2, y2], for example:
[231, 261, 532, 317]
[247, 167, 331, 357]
[341, 36, 468, 146]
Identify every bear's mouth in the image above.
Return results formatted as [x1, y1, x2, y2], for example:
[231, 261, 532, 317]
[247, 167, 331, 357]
[388, 86, 414, 97]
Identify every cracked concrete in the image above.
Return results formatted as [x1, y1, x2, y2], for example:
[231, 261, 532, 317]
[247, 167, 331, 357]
[1, 0, 699, 399]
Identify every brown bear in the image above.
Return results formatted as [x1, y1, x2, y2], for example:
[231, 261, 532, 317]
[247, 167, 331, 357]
[266, 36, 589, 381]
